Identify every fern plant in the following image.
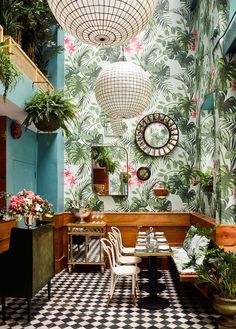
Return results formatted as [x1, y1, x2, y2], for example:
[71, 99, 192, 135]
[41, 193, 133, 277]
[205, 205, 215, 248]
[0, 41, 22, 101]
[23, 90, 78, 136]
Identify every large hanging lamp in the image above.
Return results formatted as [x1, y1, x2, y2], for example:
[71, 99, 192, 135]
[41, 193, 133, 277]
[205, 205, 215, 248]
[47, 0, 156, 47]
[95, 61, 152, 119]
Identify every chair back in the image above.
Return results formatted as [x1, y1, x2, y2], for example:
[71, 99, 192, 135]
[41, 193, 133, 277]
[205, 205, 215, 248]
[111, 226, 123, 250]
[101, 238, 118, 269]
[108, 232, 122, 260]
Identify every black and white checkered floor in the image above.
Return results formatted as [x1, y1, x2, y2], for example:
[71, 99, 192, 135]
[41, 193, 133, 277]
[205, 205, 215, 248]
[0, 268, 219, 329]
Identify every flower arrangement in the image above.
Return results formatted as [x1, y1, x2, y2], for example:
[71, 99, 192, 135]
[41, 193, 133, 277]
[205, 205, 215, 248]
[8, 189, 54, 218]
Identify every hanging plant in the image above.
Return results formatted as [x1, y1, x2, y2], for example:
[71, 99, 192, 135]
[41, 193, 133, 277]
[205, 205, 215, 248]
[0, 0, 62, 76]
[0, 41, 22, 101]
[23, 90, 78, 136]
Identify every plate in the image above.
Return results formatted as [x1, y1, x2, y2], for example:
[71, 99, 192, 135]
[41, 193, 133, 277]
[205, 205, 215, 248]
[135, 246, 146, 250]
[158, 245, 169, 251]
[155, 232, 164, 236]
[138, 231, 146, 235]
[157, 238, 167, 243]
[137, 238, 146, 242]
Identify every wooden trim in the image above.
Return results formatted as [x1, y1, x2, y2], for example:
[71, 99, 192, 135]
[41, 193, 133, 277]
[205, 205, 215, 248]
[3, 36, 53, 92]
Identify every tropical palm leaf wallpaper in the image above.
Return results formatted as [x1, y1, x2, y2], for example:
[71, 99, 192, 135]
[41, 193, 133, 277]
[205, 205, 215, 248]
[64, 0, 236, 224]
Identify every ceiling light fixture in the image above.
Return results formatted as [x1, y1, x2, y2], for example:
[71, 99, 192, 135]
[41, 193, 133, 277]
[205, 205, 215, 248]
[95, 61, 152, 119]
[47, 0, 156, 47]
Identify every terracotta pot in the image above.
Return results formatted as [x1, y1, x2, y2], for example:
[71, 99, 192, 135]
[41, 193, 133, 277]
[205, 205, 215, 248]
[153, 188, 169, 198]
[34, 114, 61, 132]
[213, 294, 236, 328]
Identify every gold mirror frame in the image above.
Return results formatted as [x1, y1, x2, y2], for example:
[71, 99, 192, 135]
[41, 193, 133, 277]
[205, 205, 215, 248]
[92, 146, 128, 196]
[135, 113, 179, 157]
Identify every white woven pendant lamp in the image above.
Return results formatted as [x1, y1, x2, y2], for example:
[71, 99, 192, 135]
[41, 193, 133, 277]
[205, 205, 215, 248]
[47, 0, 156, 47]
[95, 61, 152, 119]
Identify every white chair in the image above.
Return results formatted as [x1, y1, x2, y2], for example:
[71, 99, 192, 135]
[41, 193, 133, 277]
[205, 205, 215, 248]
[111, 226, 135, 255]
[101, 238, 140, 306]
[108, 232, 141, 266]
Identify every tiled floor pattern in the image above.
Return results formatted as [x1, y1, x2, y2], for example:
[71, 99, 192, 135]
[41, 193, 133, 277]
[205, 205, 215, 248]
[0, 269, 218, 329]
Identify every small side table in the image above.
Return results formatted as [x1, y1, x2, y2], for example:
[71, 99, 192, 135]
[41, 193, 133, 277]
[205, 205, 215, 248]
[67, 222, 106, 273]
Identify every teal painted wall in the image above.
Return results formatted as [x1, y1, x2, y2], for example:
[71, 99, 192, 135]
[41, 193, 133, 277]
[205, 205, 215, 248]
[0, 31, 65, 213]
[47, 27, 65, 90]
[0, 74, 39, 108]
[230, 0, 236, 19]
[37, 130, 64, 212]
[6, 118, 37, 194]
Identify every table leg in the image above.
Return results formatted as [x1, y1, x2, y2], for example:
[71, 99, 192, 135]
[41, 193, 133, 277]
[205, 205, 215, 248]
[138, 256, 170, 310]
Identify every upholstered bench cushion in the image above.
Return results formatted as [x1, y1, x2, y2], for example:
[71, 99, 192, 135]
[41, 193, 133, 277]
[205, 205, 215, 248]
[172, 225, 211, 276]
[171, 247, 196, 274]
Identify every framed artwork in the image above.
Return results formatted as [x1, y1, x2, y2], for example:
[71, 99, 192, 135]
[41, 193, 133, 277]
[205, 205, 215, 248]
[137, 167, 151, 181]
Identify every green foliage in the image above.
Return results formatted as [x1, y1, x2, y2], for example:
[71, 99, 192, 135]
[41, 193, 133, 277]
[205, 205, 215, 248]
[0, 0, 62, 76]
[23, 90, 78, 136]
[196, 249, 236, 298]
[0, 41, 22, 101]
[192, 168, 213, 189]
[92, 147, 119, 174]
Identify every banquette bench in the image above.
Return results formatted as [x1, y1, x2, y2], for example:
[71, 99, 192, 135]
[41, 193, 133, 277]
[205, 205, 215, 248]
[38, 211, 236, 276]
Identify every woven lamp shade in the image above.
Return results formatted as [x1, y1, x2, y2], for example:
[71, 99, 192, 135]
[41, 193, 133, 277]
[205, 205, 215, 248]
[47, 0, 156, 47]
[95, 62, 152, 119]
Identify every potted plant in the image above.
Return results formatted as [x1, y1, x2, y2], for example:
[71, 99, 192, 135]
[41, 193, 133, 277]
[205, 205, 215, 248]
[153, 182, 170, 198]
[196, 248, 236, 328]
[92, 147, 119, 174]
[23, 90, 77, 136]
[192, 168, 213, 192]
[0, 41, 22, 101]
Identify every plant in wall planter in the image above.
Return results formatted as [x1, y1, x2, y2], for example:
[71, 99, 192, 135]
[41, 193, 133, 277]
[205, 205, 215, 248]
[192, 169, 213, 192]
[153, 182, 170, 198]
[196, 248, 236, 328]
[0, 41, 22, 102]
[23, 90, 78, 136]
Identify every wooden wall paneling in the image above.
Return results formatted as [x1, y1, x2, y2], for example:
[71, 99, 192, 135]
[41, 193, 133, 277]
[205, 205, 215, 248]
[0, 220, 17, 252]
[103, 212, 190, 227]
[190, 212, 216, 227]
[44, 212, 76, 273]
[216, 225, 236, 251]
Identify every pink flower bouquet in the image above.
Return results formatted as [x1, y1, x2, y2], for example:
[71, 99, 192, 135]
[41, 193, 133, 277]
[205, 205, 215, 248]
[9, 189, 54, 218]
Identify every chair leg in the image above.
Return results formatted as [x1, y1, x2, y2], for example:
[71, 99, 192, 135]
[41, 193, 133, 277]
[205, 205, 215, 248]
[131, 275, 137, 305]
[27, 298, 31, 323]
[1, 296, 6, 323]
[48, 281, 51, 300]
[135, 274, 139, 291]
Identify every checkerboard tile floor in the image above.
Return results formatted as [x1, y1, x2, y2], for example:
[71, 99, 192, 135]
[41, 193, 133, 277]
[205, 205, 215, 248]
[0, 269, 219, 329]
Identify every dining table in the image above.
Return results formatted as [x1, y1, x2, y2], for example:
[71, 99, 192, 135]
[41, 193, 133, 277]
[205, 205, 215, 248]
[134, 230, 173, 310]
